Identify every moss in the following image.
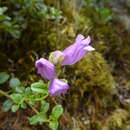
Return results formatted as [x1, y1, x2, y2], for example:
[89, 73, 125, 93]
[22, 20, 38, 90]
[74, 52, 116, 94]
[105, 109, 128, 130]
[66, 52, 117, 118]
[123, 121, 130, 130]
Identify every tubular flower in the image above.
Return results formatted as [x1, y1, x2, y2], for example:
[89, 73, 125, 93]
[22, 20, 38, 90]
[61, 34, 95, 65]
[49, 78, 69, 96]
[35, 58, 56, 80]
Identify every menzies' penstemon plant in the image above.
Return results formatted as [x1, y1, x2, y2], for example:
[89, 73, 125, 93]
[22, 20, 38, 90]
[36, 34, 95, 96]
[0, 34, 94, 130]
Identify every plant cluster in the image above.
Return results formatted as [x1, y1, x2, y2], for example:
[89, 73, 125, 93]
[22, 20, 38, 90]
[0, 72, 63, 130]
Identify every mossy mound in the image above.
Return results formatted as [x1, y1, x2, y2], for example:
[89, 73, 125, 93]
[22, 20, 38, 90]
[74, 52, 116, 94]
[65, 52, 130, 129]
[66, 52, 117, 114]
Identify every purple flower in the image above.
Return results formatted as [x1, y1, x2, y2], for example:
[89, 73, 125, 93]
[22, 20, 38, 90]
[35, 58, 56, 80]
[61, 34, 95, 65]
[49, 51, 64, 65]
[49, 78, 69, 96]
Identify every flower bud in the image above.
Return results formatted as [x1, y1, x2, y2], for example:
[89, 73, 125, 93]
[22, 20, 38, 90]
[49, 51, 64, 65]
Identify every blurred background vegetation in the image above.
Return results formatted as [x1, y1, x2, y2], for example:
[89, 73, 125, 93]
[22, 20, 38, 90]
[0, 0, 130, 129]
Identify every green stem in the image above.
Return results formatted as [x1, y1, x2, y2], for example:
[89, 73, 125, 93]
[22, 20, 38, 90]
[0, 89, 39, 114]
[25, 101, 39, 114]
[0, 90, 10, 98]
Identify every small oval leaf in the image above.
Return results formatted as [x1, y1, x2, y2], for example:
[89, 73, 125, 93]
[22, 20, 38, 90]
[51, 105, 63, 120]
[49, 121, 59, 130]
[9, 78, 21, 89]
[40, 101, 49, 113]
[0, 72, 9, 84]
[2, 99, 13, 112]
[11, 104, 19, 112]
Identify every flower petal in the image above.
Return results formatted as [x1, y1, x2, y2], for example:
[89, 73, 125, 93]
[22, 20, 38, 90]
[81, 36, 91, 45]
[75, 34, 85, 42]
[84, 45, 95, 51]
[49, 78, 69, 96]
[61, 35, 94, 65]
[35, 58, 56, 80]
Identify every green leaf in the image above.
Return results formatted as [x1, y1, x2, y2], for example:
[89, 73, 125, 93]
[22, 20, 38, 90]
[0, 72, 9, 84]
[21, 102, 27, 109]
[9, 78, 21, 89]
[49, 121, 59, 130]
[40, 101, 49, 113]
[27, 95, 37, 105]
[31, 80, 48, 94]
[25, 87, 32, 96]
[10, 93, 23, 103]
[2, 99, 13, 112]
[11, 104, 19, 112]
[29, 113, 48, 125]
[50, 105, 63, 120]
[15, 87, 25, 93]
[99, 8, 112, 23]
